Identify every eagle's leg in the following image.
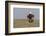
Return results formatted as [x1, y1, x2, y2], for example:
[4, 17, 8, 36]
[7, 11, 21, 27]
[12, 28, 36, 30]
[31, 19, 34, 23]
[29, 19, 34, 23]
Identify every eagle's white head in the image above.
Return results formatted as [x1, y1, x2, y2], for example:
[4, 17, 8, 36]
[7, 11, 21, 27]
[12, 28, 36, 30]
[29, 12, 32, 14]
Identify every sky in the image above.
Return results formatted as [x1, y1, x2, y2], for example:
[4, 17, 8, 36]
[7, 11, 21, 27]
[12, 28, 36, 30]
[13, 8, 40, 19]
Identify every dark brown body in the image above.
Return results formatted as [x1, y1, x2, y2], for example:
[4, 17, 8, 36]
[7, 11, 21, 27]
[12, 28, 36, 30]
[27, 14, 34, 23]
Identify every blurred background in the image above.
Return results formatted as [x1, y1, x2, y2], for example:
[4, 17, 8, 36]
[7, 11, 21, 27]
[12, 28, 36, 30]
[13, 8, 39, 28]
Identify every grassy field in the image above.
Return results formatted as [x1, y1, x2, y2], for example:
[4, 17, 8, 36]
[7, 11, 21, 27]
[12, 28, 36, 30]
[14, 19, 39, 28]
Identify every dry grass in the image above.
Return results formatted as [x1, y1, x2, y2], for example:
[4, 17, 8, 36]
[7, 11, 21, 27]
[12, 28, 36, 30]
[14, 19, 39, 28]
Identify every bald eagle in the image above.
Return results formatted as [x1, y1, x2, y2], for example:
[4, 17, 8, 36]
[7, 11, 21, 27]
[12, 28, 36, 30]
[27, 14, 34, 23]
